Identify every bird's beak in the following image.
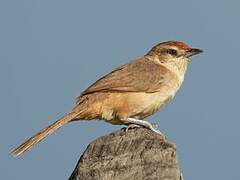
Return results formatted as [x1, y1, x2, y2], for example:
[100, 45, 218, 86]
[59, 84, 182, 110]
[185, 48, 203, 58]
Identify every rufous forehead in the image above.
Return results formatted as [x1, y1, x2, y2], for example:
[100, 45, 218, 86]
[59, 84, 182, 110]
[161, 41, 191, 50]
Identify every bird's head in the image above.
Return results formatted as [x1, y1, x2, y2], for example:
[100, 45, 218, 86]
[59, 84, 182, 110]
[146, 40, 203, 76]
[147, 40, 203, 63]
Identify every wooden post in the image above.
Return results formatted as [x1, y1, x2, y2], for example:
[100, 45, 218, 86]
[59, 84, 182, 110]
[69, 128, 182, 180]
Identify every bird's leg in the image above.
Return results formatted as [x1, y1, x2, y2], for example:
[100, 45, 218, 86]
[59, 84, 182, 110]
[123, 118, 164, 136]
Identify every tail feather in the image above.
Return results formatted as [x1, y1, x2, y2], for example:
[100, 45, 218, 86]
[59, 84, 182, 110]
[10, 112, 78, 157]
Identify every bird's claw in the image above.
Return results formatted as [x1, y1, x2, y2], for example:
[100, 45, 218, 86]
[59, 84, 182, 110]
[152, 123, 159, 130]
[123, 124, 141, 132]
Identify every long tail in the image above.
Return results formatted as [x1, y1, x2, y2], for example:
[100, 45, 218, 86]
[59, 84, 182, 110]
[10, 112, 79, 157]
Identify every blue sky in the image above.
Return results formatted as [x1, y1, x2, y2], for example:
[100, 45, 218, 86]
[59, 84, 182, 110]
[1, 0, 240, 179]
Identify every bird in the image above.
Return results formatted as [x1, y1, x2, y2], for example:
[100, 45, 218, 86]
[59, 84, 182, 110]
[11, 40, 203, 157]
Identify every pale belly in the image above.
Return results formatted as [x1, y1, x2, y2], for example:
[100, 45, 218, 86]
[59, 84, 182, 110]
[101, 85, 181, 124]
[128, 89, 178, 119]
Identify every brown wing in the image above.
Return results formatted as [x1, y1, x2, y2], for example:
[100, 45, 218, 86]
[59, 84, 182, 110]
[77, 56, 169, 103]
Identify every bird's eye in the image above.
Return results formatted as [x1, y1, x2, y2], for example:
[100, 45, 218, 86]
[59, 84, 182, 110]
[167, 49, 178, 56]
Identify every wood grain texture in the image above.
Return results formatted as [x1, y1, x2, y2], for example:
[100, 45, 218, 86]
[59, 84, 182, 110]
[69, 128, 182, 180]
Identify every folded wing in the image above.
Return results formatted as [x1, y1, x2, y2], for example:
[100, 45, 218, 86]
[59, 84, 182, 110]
[76, 57, 170, 104]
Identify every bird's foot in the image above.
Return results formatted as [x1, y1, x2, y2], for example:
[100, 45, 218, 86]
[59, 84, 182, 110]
[123, 118, 165, 138]
[152, 123, 159, 130]
[123, 124, 141, 132]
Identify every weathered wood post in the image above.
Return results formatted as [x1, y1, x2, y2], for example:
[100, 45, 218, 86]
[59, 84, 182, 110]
[69, 128, 182, 180]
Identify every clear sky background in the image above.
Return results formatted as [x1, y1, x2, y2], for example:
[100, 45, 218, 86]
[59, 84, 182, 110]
[1, 0, 240, 179]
